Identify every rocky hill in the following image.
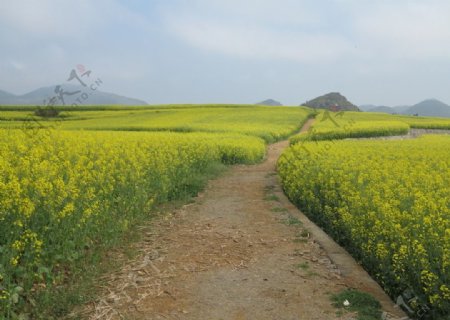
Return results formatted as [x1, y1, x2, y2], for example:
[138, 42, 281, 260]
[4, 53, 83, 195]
[303, 92, 360, 111]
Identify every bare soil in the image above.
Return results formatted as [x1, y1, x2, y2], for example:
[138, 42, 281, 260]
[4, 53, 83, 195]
[76, 119, 406, 320]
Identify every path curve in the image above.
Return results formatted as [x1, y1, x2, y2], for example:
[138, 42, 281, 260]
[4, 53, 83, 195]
[79, 119, 405, 320]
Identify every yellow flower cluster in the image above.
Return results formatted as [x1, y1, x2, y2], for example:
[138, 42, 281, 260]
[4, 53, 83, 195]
[290, 110, 450, 143]
[278, 135, 450, 315]
[1, 105, 313, 143]
[0, 128, 265, 315]
[290, 111, 410, 143]
[396, 115, 450, 129]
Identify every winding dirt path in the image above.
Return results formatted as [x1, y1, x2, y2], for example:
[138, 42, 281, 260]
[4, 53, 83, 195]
[78, 119, 405, 320]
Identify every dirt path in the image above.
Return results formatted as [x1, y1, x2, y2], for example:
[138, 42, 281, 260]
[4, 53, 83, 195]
[78, 119, 405, 320]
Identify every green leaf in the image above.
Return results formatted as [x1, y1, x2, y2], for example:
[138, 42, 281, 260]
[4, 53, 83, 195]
[11, 292, 19, 304]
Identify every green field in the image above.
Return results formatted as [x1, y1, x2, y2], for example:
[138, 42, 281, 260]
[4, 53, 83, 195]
[0, 105, 313, 142]
[0, 105, 313, 318]
[281, 130, 450, 318]
[290, 110, 450, 143]
[1, 105, 449, 318]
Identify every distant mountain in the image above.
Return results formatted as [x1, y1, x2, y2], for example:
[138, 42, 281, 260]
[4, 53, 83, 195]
[256, 99, 283, 106]
[404, 99, 450, 118]
[0, 89, 20, 105]
[392, 105, 411, 113]
[367, 106, 393, 113]
[359, 104, 377, 111]
[360, 99, 450, 118]
[303, 92, 360, 111]
[0, 85, 148, 106]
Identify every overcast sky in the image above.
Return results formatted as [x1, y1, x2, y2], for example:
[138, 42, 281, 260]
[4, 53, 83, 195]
[1, 0, 450, 106]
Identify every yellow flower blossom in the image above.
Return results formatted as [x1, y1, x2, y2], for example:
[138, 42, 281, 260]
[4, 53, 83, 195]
[279, 134, 450, 312]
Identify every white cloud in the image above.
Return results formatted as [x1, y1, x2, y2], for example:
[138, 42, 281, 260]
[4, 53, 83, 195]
[10, 60, 26, 71]
[183, 0, 322, 26]
[354, 1, 450, 59]
[170, 18, 351, 62]
[2, 0, 450, 105]
[164, 0, 450, 63]
[164, 1, 352, 63]
[0, 0, 149, 39]
[0, 0, 153, 95]
[0, 1, 98, 38]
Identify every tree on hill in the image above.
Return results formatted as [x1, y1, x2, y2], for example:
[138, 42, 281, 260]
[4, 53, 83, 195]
[302, 92, 360, 111]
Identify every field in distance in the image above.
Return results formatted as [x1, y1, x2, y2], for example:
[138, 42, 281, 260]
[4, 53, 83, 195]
[0, 105, 313, 143]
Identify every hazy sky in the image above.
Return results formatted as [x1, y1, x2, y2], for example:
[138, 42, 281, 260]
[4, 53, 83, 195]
[1, 0, 450, 106]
